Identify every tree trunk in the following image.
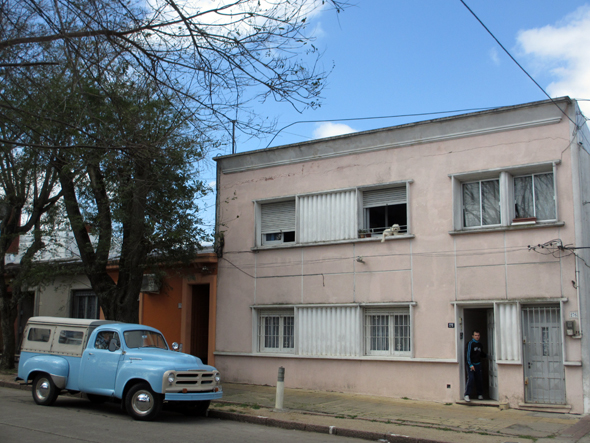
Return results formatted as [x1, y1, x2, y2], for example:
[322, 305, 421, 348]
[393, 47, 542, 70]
[0, 292, 17, 370]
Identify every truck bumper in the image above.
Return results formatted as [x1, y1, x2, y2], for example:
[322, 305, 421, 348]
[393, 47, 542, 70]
[164, 390, 223, 402]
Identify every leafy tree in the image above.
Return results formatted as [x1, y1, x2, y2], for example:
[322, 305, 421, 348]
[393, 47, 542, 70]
[0, 76, 62, 368]
[51, 73, 211, 322]
[0, 0, 347, 328]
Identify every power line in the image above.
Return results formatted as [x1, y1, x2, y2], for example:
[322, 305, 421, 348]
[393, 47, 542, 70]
[264, 107, 496, 149]
[458, 0, 578, 128]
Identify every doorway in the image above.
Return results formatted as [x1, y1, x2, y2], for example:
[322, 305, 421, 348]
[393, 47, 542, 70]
[522, 305, 565, 404]
[462, 307, 498, 401]
[190, 284, 210, 365]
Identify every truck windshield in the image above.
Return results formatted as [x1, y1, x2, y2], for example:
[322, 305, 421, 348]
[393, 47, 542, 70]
[123, 330, 168, 349]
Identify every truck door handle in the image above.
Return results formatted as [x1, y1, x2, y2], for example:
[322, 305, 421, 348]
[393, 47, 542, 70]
[88, 353, 94, 356]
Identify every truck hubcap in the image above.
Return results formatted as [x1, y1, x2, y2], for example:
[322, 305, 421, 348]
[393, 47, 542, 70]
[36, 379, 50, 400]
[132, 391, 153, 415]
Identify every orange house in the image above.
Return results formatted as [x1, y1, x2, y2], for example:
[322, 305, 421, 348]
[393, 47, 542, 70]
[138, 253, 218, 366]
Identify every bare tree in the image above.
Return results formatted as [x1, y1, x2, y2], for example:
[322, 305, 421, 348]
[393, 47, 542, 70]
[1, 0, 346, 141]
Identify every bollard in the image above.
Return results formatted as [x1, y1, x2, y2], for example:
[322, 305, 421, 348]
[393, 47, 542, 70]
[275, 366, 285, 410]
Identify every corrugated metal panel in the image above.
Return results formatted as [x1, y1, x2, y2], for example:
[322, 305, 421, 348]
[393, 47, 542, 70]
[298, 306, 360, 357]
[261, 200, 295, 234]
[497, 303, 519, 362]
[299, 191, 356, 243]
[363, 186, 406, 208]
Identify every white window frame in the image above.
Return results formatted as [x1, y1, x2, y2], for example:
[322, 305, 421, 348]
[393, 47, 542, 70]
[258, 309, 295, 353]
[258, 199, 296, 246]
[461, 178, 501, 228]
[364, 307, 412, 357]
[451, 162, 559, 231]
[361, 184, 409, 235]
[513, 172, 557, 222]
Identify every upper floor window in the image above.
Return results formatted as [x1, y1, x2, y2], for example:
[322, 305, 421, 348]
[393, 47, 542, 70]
[256, 182, 410, 247]
[514, 173, 556, 221]
[260, 200, 296, 245]
[462, 179, 500, 227]
[452, 164, 557, 231]
[363, 186, 408, 235]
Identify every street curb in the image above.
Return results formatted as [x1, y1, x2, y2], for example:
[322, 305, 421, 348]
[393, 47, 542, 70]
[0, 380, 30, 391]
[207, 410, 441, 443]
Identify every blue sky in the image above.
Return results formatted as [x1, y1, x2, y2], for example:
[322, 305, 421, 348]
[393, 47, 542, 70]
[198, 0, 590, 232]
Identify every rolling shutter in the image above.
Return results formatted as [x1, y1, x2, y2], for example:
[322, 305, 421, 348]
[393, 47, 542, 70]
[261, 200, 295, 234]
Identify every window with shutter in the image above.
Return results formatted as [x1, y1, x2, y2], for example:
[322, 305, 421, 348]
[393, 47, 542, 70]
[362, 186, 407, 235]
[260, 200, 296, 245]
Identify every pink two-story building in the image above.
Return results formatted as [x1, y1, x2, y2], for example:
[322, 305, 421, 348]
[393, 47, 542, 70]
[214, 97, 590, 413]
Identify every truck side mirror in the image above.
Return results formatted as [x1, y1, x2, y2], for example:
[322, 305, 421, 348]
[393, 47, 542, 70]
[109, 338, 120, 352]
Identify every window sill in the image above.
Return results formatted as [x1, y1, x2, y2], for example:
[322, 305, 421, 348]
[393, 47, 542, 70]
[214, 351, 457, 363]
[252, 234, 415, 251]
[449, 221, 564, 235]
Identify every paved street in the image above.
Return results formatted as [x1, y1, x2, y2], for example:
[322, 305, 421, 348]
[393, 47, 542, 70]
[0, 387, 367, 443]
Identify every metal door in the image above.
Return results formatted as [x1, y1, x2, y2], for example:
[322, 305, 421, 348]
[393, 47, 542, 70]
[522, 306, 565, 404]
[487, 309, 498, 400]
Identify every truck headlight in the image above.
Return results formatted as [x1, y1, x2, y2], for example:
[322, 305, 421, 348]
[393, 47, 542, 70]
[168, 373, 176, 384]
[215, 374, 221, 384]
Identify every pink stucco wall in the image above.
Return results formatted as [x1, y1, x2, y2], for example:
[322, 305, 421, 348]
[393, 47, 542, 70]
[215, 99, 586, 412]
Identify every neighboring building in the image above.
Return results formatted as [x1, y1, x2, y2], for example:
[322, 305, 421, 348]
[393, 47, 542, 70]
[22, 248, 219, 366]
[213, 97, 590, 413]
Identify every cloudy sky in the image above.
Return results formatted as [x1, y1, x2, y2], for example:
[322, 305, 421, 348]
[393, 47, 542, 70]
[200, 0, 590, 231]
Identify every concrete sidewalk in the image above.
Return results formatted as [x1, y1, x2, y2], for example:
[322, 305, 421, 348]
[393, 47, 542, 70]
[2, 371, 590, 443]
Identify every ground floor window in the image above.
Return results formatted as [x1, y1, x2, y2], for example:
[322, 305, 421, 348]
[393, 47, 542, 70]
[258, 309, 295, 353]
[255, 304, 413, 357]
[364, 308, 411, 355]
[71, 289, 98, 319]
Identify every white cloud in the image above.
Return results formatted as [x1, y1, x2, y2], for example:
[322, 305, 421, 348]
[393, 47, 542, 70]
[313, 122, 357, 139]
[517, 5, 590, 116]
[489, 47, 500, 65]
[208, 180, 216, 190]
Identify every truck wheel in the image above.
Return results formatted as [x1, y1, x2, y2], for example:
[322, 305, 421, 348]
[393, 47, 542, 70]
[32, 374, 59, 406]
[125, 383, 162, 421]
[182, 400, 211, 416]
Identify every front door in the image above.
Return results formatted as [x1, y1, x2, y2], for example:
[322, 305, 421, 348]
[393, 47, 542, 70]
[487, 309, 498, 400]
[522, 306, 565, 404]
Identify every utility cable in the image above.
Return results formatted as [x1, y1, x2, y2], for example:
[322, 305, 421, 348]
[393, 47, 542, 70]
[458, 0, 578, 128]
[264, 107, 496, 149]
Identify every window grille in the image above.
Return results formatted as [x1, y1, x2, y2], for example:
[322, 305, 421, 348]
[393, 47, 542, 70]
[365, 308, 411, 355]
[259, 309, 295, 353]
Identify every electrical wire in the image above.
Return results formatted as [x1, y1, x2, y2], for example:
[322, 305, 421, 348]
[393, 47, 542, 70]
[458, 0, 579, 129]
[264, 107, 496, 149]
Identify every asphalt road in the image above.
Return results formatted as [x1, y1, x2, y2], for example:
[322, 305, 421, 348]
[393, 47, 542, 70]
[0, 387, 369, 443]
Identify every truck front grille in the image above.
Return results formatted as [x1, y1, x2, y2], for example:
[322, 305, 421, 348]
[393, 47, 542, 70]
[164, 370, 220, 393]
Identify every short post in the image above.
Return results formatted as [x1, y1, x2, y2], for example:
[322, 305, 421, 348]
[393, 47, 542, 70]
[275, 366, 285, 410]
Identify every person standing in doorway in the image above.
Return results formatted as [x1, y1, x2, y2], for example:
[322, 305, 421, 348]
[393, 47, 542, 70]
[464, 330, 487, 402]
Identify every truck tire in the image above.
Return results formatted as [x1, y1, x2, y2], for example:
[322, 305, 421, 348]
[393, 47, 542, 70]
[32, 374, 59, 406]
[125, 383, 162, 421]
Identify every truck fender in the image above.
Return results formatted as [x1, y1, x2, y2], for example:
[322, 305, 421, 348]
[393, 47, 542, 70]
[22, 355, 70, 390]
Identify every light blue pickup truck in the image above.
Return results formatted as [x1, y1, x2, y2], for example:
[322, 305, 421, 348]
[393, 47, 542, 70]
[17, 316, 222, 421]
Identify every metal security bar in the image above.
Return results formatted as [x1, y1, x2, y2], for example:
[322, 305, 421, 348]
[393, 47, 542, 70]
[522, 306, 565, 405]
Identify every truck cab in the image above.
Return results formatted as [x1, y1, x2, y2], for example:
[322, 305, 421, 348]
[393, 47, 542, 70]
[17, 316, 222, 420]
